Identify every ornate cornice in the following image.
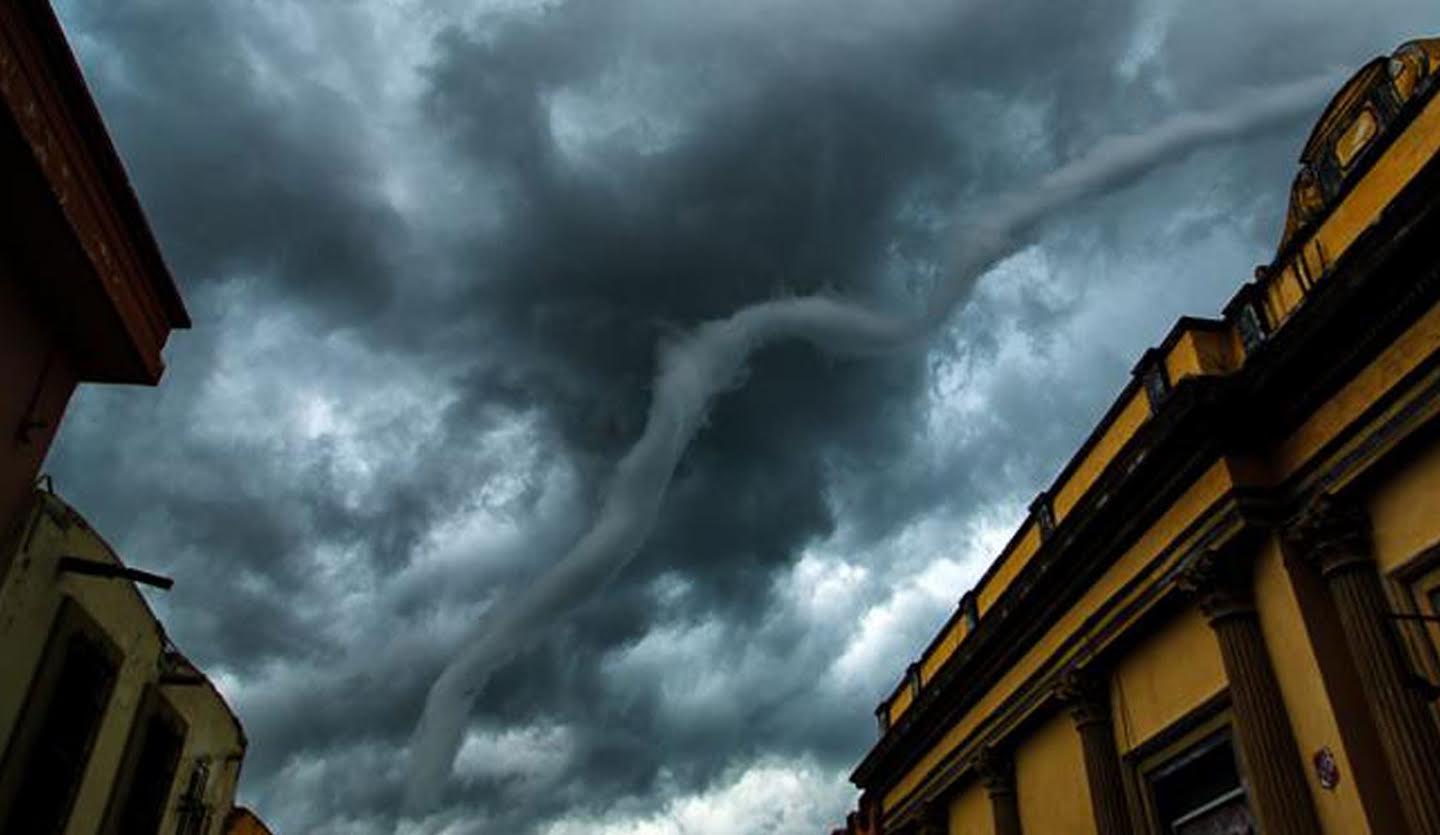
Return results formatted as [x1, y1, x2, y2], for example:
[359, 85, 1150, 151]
[1282, 492, 1373, 578]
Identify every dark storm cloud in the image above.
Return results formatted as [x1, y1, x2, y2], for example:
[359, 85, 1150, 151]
[44, 0, 1438, 831]
[60, 2, 415, 319]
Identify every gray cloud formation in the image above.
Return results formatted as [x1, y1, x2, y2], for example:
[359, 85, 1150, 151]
[406, 70, 1337, 809]
[44, 0, 1434, 831]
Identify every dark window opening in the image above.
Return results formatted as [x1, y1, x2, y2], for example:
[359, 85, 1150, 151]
[1143, 365, 1171, 413]
[0, 631, 117, 835]
[114, 710, 185, 835]
[1237, 304, 1268, 354]
[1149, 732, 1255, 835]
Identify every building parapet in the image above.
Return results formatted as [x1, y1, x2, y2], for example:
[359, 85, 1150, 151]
[866, 35, 1440, 769]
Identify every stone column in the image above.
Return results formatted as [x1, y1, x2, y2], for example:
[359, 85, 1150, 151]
[1284, 493, 1440, 835]
[1180, 552, 1321, 835]
[971, 746, 1021, 835]
[1055, 669, 1131, 835]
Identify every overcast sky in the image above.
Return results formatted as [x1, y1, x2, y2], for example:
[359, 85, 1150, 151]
[45, 1, 1434, 833]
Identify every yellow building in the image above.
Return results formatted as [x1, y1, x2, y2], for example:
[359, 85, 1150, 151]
[846, 37, 1440, 835]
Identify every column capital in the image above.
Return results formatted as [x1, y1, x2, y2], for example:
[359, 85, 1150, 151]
[1282, 492, 1373, 578]
[1178, 550, 1255, 623]
[914, 799, 946, 835]
[1053, 667, 1110, 728]
[969, 745, 1015, 797]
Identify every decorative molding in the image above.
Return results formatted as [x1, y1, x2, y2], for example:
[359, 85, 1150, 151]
[968, 745, 1014, 797]
[1204, 595, 1323, 835]
[866, 147, 1440, 824]
[1055, 666, 1132, 835]
[1289, 494, 1440, 831]
[1053, 667, 1110, 729]
[1282, 492, 1373, 578]
[1177, 550, 1256, 623]
[876, 498, 1250, 829]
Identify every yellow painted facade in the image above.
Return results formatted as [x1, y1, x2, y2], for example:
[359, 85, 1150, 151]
[847, 36, 1440, 835]
[1110, 608, 1225, 752]
[882, 460, 1237, 812]
[1052, 391, 1150, 522]
[947, 783, 994, 835]
[1370, 426, 1440, 572]
[1249, 536, 1363, 833]
[977, 523, 1040, 617]
[0, 492, 253, 835]
[1014, 712, 1095, 835]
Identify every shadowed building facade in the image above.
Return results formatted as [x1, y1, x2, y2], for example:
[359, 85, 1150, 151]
[1, 3, 273, 834]
[836, 36, 1440, 835]
[0, 491, 250, 835]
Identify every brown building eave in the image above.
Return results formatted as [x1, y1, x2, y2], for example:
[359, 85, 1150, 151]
[1, 1, 188, 385]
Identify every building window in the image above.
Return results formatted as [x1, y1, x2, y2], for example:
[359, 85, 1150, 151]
[1142, 366, 1171, 413]
[1391, 549, 1440, 694]
[173, 758, 212, 835]
[1334, 106, 1381, 170]
[103, 687, 187, 835]
[0, 600, 120, 835]
[1146, 731, 1254, 835]
[906, 663, 922, 701]
[1030, 493, 1056, 540]
[1236, 303, 1268, 355]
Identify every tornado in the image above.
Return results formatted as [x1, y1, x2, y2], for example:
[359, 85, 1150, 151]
[406, 72, 1339, 808]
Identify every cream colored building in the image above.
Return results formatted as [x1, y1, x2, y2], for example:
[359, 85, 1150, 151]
[0, 490, 247, 835]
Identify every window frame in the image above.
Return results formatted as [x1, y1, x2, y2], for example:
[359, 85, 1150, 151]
[1122, 694, 1254, 835]
[1387, 540, 1440, 697]
[0, 596, 123, 835]
[100, 684, 189, 835]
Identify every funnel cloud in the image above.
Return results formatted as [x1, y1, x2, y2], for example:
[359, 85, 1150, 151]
[54, 1, 1428, 829]
[406, 72, 1339, 807]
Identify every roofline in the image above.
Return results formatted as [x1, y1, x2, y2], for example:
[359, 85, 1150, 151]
[38, 488, 245, 745]
[22, 1, 189, 329]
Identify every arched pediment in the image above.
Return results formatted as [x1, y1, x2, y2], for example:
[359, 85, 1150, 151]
[1277, 38, 1440, 255]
